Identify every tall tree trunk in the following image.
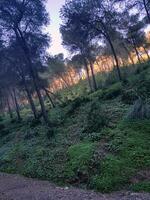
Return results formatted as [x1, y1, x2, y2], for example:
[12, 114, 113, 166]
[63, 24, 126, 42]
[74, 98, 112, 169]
[12, 89, 21, 121]
[143, 46, 150, 60]
[45, 88, 63, 104]
[24, 84, 38, 119]
[14, 28, 50, 125]
[106, 34, 122, 81]
[6, 96, 13, 119]
[143, 0, 150, 23]
[89, 61, 98, 91]
[43, 88, 55, 108]
[122, 43, 135, 65]
[84, 61, 93, 92]
[131, 38, 142, 63]
[83, 20, 122, 81]
[19, 66, 38, 119]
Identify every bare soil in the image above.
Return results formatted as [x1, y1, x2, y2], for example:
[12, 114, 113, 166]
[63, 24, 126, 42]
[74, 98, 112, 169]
[0, 173, 149, 200]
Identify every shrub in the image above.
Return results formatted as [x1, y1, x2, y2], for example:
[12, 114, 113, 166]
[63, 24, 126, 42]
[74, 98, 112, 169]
[0, 123, 5, 130]
[84, 102, 109, 133]
[0, 116, 3, 122]
[136, 79, 150, 99]
[103, 83, 122, 100]
[126, 99, 150, 120]
[29, 119, 41, 128]
[66, 96, 90, 115]
[88, 90, 104, 100]
[121, 89, 138, 104]
[131, 181, 150, 192]
[64, 142, 95, 183]
[80, 132, 103, 142]
[90, 155, 134, 192]
[104, 71, 118, 86]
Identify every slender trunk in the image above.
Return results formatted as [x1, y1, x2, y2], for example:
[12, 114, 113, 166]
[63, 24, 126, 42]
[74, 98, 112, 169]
[131, 38, 142, 63]
[122, 43, 135, 65]
[139, 52, 145, 62]
[6, 97, 13, 119]
[81, 20, 122, 81]
[14, 28, 50, 125]
[84, 62, 93, 92]
[60, 75, 70, 88]
[12, 89, 21, 121]
[19, 66, 38, 119]
[135, 47, 142, 63]
[143, 0, 150, 23]
[143, 46, 150, 60]
[106, 35, 122, 81]
[89, 61, 98, 91]
[43, 88, 55, 108]
[45, 88, 63, 104]
[24, 82, 38, 119]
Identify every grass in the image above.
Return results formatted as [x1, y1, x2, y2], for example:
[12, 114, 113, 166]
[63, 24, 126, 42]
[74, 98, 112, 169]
[131, 181, 150, 192]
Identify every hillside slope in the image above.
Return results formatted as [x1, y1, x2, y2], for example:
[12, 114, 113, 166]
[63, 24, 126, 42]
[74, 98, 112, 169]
[0, 63, 150, 193]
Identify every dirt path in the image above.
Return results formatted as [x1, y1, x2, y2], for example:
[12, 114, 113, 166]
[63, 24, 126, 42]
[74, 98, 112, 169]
[0, 173, 149, 200]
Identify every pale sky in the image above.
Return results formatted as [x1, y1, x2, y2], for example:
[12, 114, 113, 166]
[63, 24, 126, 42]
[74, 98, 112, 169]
[45, 0, 68, 57]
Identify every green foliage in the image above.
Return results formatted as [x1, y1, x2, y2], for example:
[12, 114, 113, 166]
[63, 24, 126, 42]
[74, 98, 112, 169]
[126, 99, 150, 120]
[66, 96, 90, 115]
[103, 83, 122, 100]
[0, 62, 150, 193]
[84, 101, 109, 132]
[131, 181, 150, 192]
[91, 155, 134, 192]
[0, 123, 5, 130]
[64, 142, 95, 183]
[80, 132, 104, 142]
[88, 89, 104, 100]
[90, 120, 150, 192]
[136, 79, 150, 99]
[121, 89, 138, 104]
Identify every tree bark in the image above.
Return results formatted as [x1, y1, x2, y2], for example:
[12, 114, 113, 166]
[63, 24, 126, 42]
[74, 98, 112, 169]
[19, 66, 38, 119]
[14, 27, 50, 125]
[89, 61, 98, 91]
[84, 61, 93, 92]
[132, 38, 142, 64]
[143, 0, 150, 24]
[143, 46, 150, 60]
[43, 88, 55, 108]
[12, 89, 21, 121]
[6, 96, 13, 119]
[106, 34, 122, 81]
[122, 43, 135, 65]
[45, 88, 63, 104]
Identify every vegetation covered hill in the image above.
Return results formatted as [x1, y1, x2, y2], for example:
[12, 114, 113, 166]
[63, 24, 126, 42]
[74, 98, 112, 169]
[0, 62, 150, 193]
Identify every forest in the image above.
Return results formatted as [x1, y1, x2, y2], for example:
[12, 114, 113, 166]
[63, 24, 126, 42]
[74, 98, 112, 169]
[0, 0, 150, 199]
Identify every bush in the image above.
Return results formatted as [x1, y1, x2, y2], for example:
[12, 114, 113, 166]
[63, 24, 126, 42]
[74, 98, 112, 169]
[136, 79, 150, 99]
[126, 99, 150, 120]
[84, 102, 109, 133]
[67, 96, 90, 115]
[80, 132, 103, 142]
[90, 155, 134, 192]
[131, 181, 150, 192]
[121, 89, 138, 104]
[88, 90, 104, 100]
[64, 142, 95, 183]
[0, 123, 5, 130]
[103, 83, 122, 100]
[29, 119, 41, 128]
[104, 71, 118, 86]
[0, 116, 3, 122]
